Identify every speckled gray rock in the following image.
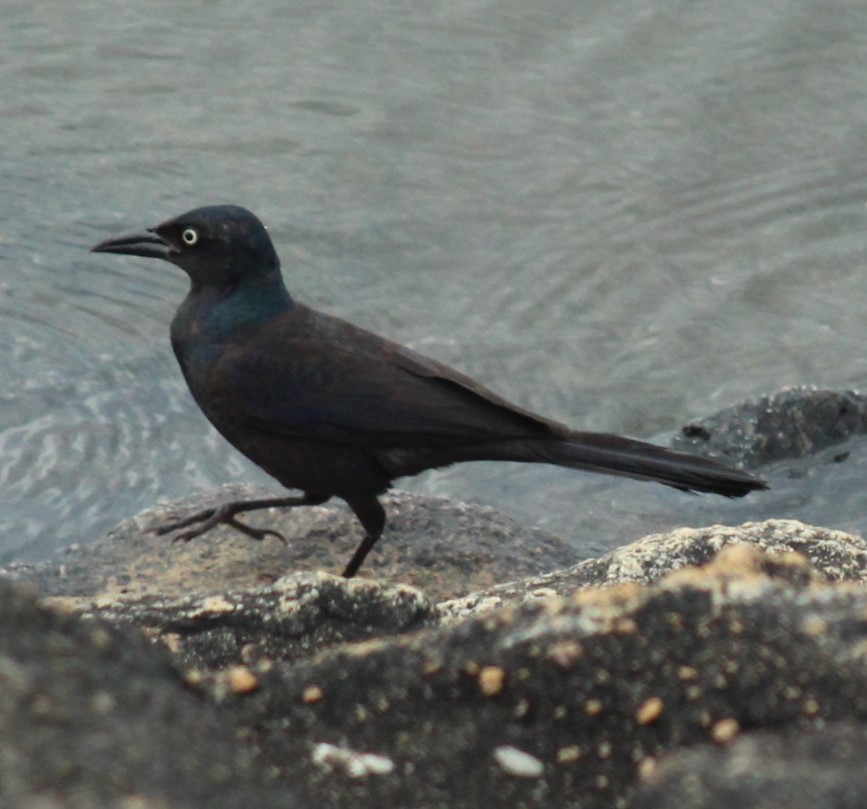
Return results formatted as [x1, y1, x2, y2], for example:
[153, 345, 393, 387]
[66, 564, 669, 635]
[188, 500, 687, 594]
[0, 578, 302, 809]
[68, 572, 438, 668]
[10, 527, 867, 808]
[185, 545, 867, 809]
[438, 519, 867, 619]
[35, 519, 867, 674]
[633, 721, 867, 809]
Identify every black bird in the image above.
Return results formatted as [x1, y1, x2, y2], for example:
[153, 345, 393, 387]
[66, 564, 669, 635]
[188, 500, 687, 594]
[92, 205, 766, 577]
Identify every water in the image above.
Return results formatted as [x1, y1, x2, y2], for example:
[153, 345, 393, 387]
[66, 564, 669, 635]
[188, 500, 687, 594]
[3, 0, 867, 563]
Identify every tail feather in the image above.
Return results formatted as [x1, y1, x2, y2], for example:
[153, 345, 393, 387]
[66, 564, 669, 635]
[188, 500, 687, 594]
[538, 431, 766, 497]
[379, 431, 767, 497]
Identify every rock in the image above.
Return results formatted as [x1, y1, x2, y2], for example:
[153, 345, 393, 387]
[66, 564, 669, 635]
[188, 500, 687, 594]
[633, 721, 867, 809]
[177, 543, 867, 809]
[71, 572, 438, 669]
[439, 519, 867, 619]
[2, 487, 578, 603]
[0, 578, 302, 809]
[46, 516, 867, 668]
[673, 386, 867, 467]
[8, 513, 867, 807]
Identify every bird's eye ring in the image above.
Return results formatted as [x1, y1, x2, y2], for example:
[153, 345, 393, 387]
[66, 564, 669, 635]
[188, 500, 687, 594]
[181, 227, 199, 246]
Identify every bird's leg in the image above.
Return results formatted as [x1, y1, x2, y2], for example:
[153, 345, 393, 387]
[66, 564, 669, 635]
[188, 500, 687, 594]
[150, 494, 329, 544]
[341, 531, 383, 578]
[341, 497, 387, 578]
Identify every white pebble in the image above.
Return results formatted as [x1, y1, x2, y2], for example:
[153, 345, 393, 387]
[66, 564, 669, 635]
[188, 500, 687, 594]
[493, 745, 545, 778]
[311, 742, 395, 778]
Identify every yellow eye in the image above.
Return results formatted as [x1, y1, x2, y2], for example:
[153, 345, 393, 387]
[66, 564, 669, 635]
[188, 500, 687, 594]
[181, 227, 199, 246]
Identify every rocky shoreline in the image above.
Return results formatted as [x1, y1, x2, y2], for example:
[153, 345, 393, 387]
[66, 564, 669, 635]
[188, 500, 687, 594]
[4, 386, 867, 808]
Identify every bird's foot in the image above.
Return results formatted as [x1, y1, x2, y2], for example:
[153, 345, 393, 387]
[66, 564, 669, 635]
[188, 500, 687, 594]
[149, 501, 287, 544]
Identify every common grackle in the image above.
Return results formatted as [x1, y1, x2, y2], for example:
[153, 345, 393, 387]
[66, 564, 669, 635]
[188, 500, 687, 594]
[92, 205, 766, 577]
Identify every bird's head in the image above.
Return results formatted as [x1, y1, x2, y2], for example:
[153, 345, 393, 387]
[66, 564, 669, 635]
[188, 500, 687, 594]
[91, 205, 281, 288]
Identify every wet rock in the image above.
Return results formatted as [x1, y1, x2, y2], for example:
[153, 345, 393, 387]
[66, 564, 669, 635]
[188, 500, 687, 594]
[673, 386, 867, 467]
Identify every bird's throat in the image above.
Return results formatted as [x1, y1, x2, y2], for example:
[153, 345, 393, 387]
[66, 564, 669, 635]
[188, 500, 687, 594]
[190, 275, 293, 336]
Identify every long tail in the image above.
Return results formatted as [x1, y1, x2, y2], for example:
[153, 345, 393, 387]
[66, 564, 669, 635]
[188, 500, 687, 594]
[533, 431, 766, 497]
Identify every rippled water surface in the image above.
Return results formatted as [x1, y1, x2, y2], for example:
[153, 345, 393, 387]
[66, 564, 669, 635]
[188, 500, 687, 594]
[3, 0, 867, 562]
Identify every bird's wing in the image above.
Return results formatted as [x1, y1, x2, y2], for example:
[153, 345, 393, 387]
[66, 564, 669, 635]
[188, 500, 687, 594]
[211, 306, 559, 447]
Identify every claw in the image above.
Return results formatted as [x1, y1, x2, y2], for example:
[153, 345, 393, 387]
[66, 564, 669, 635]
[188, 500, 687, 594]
[149, 507, 217, 537]
[151, 503, 285, 544]
[145, 494, 321, 546]
[224, 514, 287, 544]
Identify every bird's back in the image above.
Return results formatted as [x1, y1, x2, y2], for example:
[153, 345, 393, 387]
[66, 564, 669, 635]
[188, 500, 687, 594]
[174, 296, 564, 450]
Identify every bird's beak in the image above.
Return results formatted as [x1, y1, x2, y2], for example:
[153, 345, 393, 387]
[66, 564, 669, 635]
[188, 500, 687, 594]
[90, 227, 170, 259]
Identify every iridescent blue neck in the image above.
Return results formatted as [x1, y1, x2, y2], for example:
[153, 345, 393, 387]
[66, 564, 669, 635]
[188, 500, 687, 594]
[193, 270, 294, 338]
